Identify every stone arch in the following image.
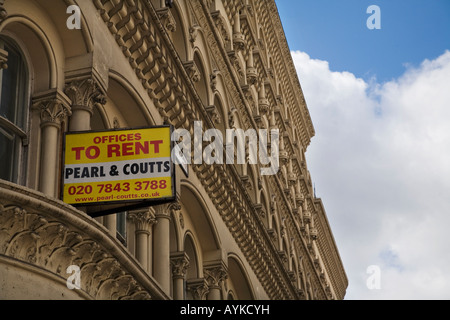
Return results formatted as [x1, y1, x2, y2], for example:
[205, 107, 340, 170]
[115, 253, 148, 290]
[226, 254, 255, 300]
[180, 180, 221, 256]
[0, 16, 57, 92]
[212, 92, 227, 135]
[184, 232, 201, 281]
[193, 49, 211, 106]
[97, 72, 156, 130]
[1, 0, 94, 91]
[169, 1, 190, 62]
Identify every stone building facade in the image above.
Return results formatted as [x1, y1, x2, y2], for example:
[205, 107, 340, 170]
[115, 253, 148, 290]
[0, 0, 347, 300]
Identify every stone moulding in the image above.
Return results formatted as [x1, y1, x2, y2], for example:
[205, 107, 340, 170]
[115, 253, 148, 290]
[0, 180, 169, 300]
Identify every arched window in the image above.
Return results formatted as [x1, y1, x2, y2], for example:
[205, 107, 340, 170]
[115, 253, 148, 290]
[0, 36, 29, 184]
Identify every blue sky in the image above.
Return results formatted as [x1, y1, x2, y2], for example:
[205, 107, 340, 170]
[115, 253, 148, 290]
[275, 1, 450, 300]
[276, 0, 450, 83]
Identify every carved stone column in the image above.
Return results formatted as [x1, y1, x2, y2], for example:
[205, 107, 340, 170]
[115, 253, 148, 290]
[65, 77, 109, 225]
[204, 263, 228, 300]
[171, 252, 190, 300]
[32, 89, 71, 197]
[153, 202, 179, 295]
[128, 208, 157, 273]
[65, 77, 106, 132]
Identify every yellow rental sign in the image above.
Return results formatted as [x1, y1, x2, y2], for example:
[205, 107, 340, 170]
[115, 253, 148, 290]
[62, 126, 175, 211]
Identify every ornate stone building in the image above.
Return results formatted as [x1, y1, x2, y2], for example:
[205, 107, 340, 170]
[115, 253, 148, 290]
[0, 0, 347, 300]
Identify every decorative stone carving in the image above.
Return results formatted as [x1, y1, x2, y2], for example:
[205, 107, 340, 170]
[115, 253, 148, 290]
[240, 175, 252, 190]
[113, 117, 120, 129]
[65, 78, 106, 114]
[228, 107, 237, 129]
[310, 227, 318, 241]
[186, 278, 209, 300]
[156, 7, 176, 32]
[211, 11, 230, 49]
[278, 250, 287, 263]
[303, 210, 312, 224]
[0, 185, 159, 300]
[32, 90, 72, 127]
[206, 105, 221, 124]
[127, 209, 157, 233]
[170, 252, 190, 279]
[246, 47, 258, 85]
[258, 83, 270, 115]
[204, 265, 227, 289]
[0, 0, 7, 22]
[288, 160, 297, 187]
[228, 50, 245, 83]
[189, 24, 201, 45]
[210, 69, 220, 90]
[232, 12, 245, 51]
[179, 212, 184, 229]
[278, 135, 288, 165]
[287, 270, 296, 283]
[253, 203, 266, 218]
[296, 288, 306, 300]
[183, 60, 200, 83]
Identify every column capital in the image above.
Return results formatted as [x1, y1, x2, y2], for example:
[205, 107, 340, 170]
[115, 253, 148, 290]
[32, 89, 72, 127]
[154, 201, 181, 219]
[186, 278, 209, 300]
[65, 77, 106, 114]
[204, 262, 228, 289]
[127, 208, 157, 233]
[170, 252, 190, 279]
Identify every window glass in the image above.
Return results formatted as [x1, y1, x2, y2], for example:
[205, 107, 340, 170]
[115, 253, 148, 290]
[0, 37, 29, 183]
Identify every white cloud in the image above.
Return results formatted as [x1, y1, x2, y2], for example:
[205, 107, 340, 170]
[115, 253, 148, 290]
[292, 50, 450, 300]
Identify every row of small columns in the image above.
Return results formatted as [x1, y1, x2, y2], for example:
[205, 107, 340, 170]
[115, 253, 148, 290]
[32, 77, 120, 233]
[128, 205, 228, 300]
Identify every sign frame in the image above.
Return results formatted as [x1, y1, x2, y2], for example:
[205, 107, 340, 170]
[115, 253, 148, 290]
[61, 125, 176, 217]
